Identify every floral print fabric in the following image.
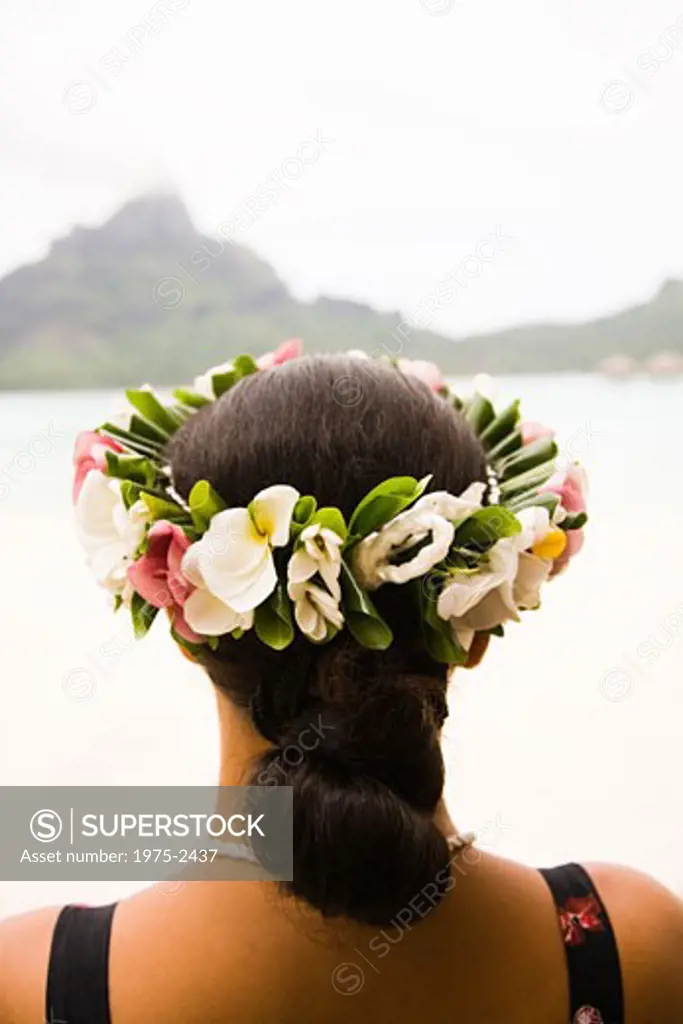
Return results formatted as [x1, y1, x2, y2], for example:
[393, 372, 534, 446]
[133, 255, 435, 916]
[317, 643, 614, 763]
[540, 863, 623, 1023]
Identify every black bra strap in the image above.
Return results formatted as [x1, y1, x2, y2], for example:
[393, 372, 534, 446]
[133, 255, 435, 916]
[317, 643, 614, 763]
[46, 903, 116, 1024]
[539, 864, 624, 1024]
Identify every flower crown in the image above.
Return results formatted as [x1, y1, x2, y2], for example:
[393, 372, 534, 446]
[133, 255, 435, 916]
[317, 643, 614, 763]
[73, 339, 587, 664]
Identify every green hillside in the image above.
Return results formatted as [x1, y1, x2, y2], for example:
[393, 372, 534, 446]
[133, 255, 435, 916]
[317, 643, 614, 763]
[0, 194, 681, 387]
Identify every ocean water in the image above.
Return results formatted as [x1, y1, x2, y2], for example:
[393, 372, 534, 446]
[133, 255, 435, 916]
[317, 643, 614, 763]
[1, 375, 683, 919]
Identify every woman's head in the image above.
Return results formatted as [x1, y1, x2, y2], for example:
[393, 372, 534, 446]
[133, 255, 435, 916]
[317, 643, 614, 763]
[168, 355, 488, 926]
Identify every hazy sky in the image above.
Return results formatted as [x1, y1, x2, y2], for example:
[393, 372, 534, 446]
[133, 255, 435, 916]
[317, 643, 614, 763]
[2, 0, 683, 334]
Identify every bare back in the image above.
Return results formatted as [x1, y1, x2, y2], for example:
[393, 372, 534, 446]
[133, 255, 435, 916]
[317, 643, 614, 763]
[2, 852, 683, 1023]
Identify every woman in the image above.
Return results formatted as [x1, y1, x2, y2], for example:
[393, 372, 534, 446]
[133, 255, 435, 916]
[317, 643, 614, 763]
[1, 347, 682, 1023]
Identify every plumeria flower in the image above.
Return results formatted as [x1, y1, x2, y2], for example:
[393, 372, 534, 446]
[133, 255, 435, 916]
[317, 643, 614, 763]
[72, 431, 123, 502]
[181, 484, 299, 636]
[550, 528, 584, 577]
[540, 463, 588, 575]
[193, 340, 303, 399]
[288, 579, 344, 641]
[257, 337, 303, 370]
[437, 535, 521, 645]
[544, 463, 588, 514]
[352, 483, 485, 591]
[436, 505, 557, 650]
[75, 470, 149, 596]
[127, 521, 203, 644]
[520, 420, 555, 445]
[397, 358, 446, 393]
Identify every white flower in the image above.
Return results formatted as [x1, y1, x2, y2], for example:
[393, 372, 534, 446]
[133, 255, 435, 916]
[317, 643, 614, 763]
[287, 523, 344, 640]
[182, 484, 299, 635]
[353, 509, 455, 590]
[288, 580, 344, 641]
[413, 482, 486, 522]
[75, 470, 149, 596]
[437, 535, 521, 629]
[351, 482, 485, 591]
[513, 552, 551, 611]
[287, 523, 343, 599]
[436, 506, 555, 651]
[193, 360, 234, 400]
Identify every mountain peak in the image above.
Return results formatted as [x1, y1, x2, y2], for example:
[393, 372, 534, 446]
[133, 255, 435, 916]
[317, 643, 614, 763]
[101, 192, 196, 244]
[656, 278, 683, 305]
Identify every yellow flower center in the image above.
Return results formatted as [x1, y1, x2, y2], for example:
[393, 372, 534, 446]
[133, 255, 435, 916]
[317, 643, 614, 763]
[532, 527, 567, 560]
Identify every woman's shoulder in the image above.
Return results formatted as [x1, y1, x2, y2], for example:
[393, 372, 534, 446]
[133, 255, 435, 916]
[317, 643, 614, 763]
[0, 905, 62, 1023]
[585, 862, 683, 1021]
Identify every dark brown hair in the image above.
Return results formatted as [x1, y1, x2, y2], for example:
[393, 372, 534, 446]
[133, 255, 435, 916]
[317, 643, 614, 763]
[168, 355, 487, 925]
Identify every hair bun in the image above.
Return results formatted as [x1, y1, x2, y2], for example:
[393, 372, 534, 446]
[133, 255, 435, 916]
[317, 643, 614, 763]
[278, 707, 351, 770]
[253, 745, 452, 926]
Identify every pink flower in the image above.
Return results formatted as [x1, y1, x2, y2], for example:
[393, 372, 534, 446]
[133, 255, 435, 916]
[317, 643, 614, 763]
[544, 464, 588, 515]
[73, 431, 124, 503]
[574, 1007, 604, 1024]
[397, 359, 446, 393]
[540, 464, 587, 576]
[558, 896, 604, 946]
[521, 421, 555, 445]
[550, 526, 584, 577]
[257, 338, 303, 370]
[127, 521, 204, 644]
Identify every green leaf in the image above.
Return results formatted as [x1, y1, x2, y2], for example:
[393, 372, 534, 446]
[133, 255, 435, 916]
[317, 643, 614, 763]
[233, 354, 259, 378]
[131, 593, 159, 639]
[340, 562, 393, 650]
[418, 583, 468, 665]
[212, 370, 237, 397]
[208, 355, 257, 399]
[254, 584, 294, 650]
[171, 628, 209, 656]
[454, 506, 521, 552]
[126, 388, 184, 436]
[291, 495, 317, 537]
[348, 475, 431, 539]
[129, 414, 172, 447]
[562, 511, 588, 530]
[499, 437, 558, 481]
[104, 450, 156, 487]
[488, 624, 505, 638]
[487, 428, 523, 463]
[498, 460, 557, 501]
[479, 400, 521, 450]
[188, 480, 226, 532]
[464, 393, 495, 434]
[311, 507, 348, 541]
[172, 388, 211, 409]
[507, 490, 560, 516]
[98, 423, 163, 459]
[140, 492, 189, 522]
[119, 480, 142, 510]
